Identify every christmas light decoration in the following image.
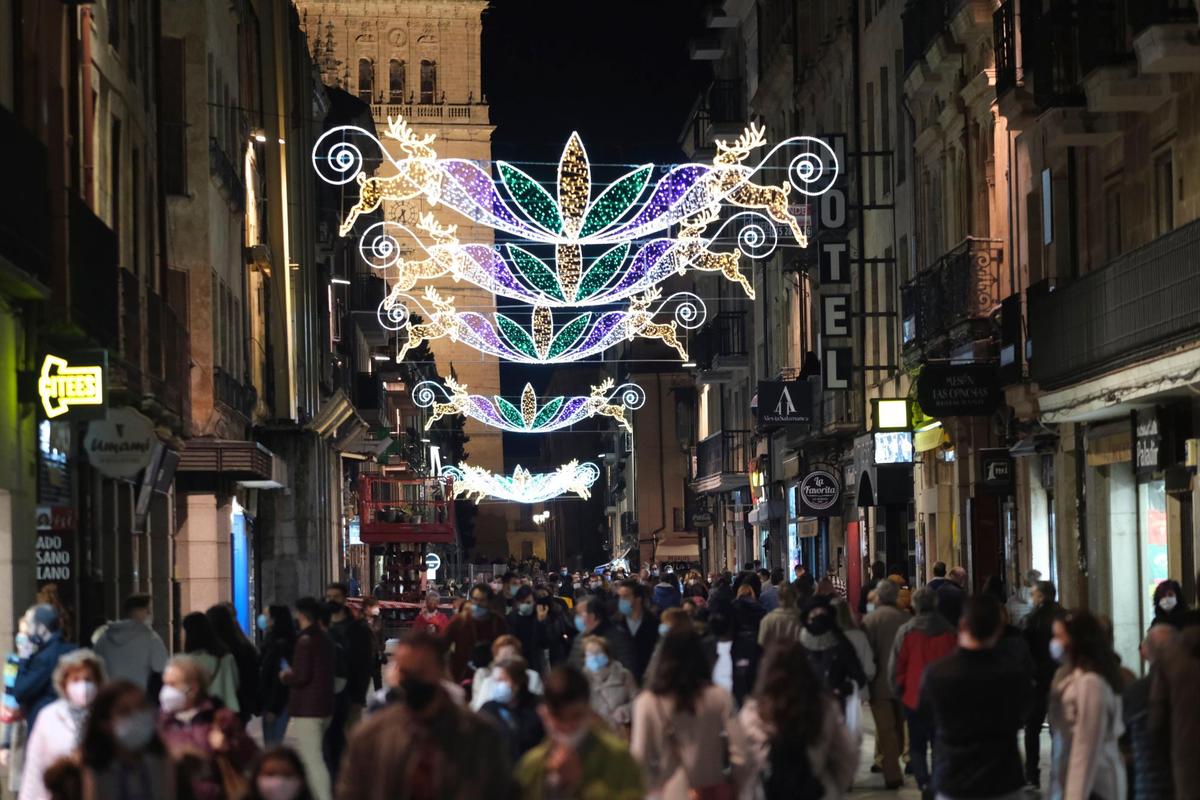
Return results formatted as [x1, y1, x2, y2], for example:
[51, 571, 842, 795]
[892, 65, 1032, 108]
[413, 377, 645, 434]
[314, 117, 838, 245]
[442, 460, 601, 504]
[381, 287, 706, 363]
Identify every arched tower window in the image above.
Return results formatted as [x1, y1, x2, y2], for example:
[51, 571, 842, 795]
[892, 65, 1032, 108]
[357, 58, 374, 102]
[389, 59, 406, 103]
[420, 60, 437, 104]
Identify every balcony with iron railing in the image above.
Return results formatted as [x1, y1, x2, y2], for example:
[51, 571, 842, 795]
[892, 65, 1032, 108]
[680, 79, 746, 159]
[1029, 217, 1200, 390]
[692, 311, 750, 383]
[901, 237, 1003, 362]
[692, 429, 753, 493]
[213, 367, 257, 420]
[208, 139, 245, 212]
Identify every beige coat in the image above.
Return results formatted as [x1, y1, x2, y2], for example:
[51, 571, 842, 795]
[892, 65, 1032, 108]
[861, 605, 909, 701]
[757, 607, 804, 649]
[631, 684, 750, 800]
[738, 696, 858, 799]
[1048, 668, 1126, 800]
[588, 661, 638, 727]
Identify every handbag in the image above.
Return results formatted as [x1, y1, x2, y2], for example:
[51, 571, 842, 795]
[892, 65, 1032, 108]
[657, 695, 737, 800]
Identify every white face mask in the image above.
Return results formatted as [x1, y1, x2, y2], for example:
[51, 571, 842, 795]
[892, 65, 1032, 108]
[256, 775, 304, 800]
[66, 679, 97, 708]
[159, 684, 190, 714]
[113, 710, 157, 752]
[866, 603, 876, 614]
[1159, 595, 1178, 612]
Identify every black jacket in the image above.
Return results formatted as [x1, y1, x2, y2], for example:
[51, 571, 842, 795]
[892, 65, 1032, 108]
[935, 582, 965, 627]
[479, 693, 545, 762]
[920, 647, 1033, 797]
[330, 616, 374, 702]
[1021, 600, 1061, 690]
[259, 633, 293, 715]
[504, 608, 548, 673]
[622, 611, 660, 684]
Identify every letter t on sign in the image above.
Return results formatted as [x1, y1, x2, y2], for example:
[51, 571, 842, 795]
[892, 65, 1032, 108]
[820, 241, 850, 284]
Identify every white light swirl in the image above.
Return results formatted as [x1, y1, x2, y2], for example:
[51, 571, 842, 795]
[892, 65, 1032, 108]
[312, 126, 374, 185]
[706, 210, 779, 260]
[785, 136, 839, 197]
[614, 382, 646, 410]
[411, 380, 445, 408]
[655, 291, 707, 331]
[358, 221, 411, 270]
[377, 297, 411, 332]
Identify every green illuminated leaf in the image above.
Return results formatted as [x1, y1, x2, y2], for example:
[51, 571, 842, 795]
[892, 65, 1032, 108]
[507, 245, 565, 301]
[580, 165, 652, 237]
[576, 242, 630, 301]
[532, 396, 566, 428]
[547, 313, 591, 359]
[495, 397, 527, 429]
[496, 314, 538, 358]
[498, 162, 563, 234]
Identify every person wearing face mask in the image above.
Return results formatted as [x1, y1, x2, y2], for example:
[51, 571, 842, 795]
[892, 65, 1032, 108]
[581, 636, 637, 735]
[861, 579, 910, 790]
[568, 596, 636, 676]
[415, 590, 450, 636]
[280, 597, 336, 800]
[93, 594, 168, 695]
[479, 656, 545, 761]
[506, 586, 549, 673]
[887, 587, 956, 796]
[616, 580, 658, 684]
[444, 583, 508, 682]
[800, 595, 867, 704]
[1047, 611, 1127, 800]
[246, 746, 315, 800]
[13, 604, 77, 738]
[1020, 579, 1061, 788]
[471, 635, 544, 712]
[758, 581, 806, 650]
[76, 680, 177, 799]
[1151, 579, 1188, 629]
[337, 632, 515, 799]
[19, 649, 106, 800]
[0, 622, 26, 788]
[516, 665, 643, 800]
[157, 654, 258, 800]
[259, 605, 297, 746]
[180, 611, 240, 714]
[360, 597, 385, 692]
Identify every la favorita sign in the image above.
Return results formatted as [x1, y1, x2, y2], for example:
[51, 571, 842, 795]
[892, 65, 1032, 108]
[798, 469, 841, 516]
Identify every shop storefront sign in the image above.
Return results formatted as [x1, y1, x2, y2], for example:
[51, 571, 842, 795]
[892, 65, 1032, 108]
[916, 363, 1001, 417]
[798, 469, 841, 516]
[757, 380, 812, 426]
[85, 407, 158, 479]
[979, 448, 1015, 495]
[35, 531, 73, 583]
[1134, 407, 1165, 475]
[692, 511, 714, 528]
[37, 352, 107, 420]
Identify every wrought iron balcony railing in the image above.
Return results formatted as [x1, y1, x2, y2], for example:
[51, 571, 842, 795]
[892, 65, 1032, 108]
[682, 80, 746, 155]
[994, 0, 1022, 94]
[1026, 0, 1131, 107]
[692, 311, 749, 370]
[695, 430, 753, 479]
[1029, 217, 1200, 389]
[214, 367, 256, 420]
[901, 237, 1003, 353]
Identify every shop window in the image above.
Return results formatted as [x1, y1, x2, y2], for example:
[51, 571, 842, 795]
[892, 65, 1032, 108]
[1138, 479, 1168, 635]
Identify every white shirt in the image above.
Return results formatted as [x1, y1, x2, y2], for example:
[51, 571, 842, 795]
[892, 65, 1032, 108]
[712, 640, 734, 692]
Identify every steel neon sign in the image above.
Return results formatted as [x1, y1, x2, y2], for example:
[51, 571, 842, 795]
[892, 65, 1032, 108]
[38, 355, 104, 418]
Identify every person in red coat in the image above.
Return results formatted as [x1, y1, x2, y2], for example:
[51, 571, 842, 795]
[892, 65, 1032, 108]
[890, 586, 956, 795]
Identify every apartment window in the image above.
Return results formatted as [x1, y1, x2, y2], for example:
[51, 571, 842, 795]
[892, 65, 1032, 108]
[880, 66, 892, 193]
[1104, 184, 1122, 261]
[389, 59, 406, 103]
[865, 82, 876, 205]
[108, 0, 120, 49]
[1153, 149, 1174, 237]
[131, 147, 140, 277]
[895, 50, 906, 185]
[420, 60, 437, 104]
[161, 38, 187, 194]
[358, 58, 374, 103]
[111, 118, 122, 255]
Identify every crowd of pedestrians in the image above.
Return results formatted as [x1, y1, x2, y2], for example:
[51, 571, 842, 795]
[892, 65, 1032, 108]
[0, 561, 1198, 799]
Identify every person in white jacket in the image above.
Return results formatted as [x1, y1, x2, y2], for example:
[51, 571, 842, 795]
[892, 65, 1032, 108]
[93, 594, 167, 691]
[1048, 611, 1127, 800]
[19, 649, 106, 800]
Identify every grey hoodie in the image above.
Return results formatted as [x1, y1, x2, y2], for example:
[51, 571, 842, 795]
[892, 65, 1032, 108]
[93, 619, 168, 689]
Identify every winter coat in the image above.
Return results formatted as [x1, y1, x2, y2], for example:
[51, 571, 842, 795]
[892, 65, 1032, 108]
[337, 692, 516, 800]
[919, 645, 1032, 797]
[758, 584, 780, 613]
[1049, 667, 1126, 800]
[800, 628, 867, 700]
[330, 616, 374, 703]
[757, 607, 804, 650]
[586, 660, 638, 728]
[157, 698, 258, 800]
[1022, 600, 1062, 691]
[93, 619, 168, 690]
[13, 635, 76, 729]
[631, 684, 751, 799]
[1150, 625, 1200, 799]
[623, 611, 660, 684]
[568, 619, 636, 675]
[516, 724, 643, 800]
[188, 651, 240, 714]
[19, 698, 85, 800]
[283, 624, 335, 718]
[652, 582, 683, 611]
[505, 608, 549, 673]
[887, 575, 912, 612]
[470, 665, 542, 712]
[936, 582, 966, 627]
[861, 604, 909, 702]
[479, 693, 545, 762]
[739, 696, 858, 800]
[444, 611, 508, 681]
[1123, 673, 1173, 800]
[890, 611, 956, 710]
[227, 638, 260, 718]
[258, 632, 293, 716]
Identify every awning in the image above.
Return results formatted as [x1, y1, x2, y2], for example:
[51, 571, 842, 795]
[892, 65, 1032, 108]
[747, 499, 785, 525]
[656, 535, 699, 559]
[915, 426, 946, 453]
[307, 389, 362, 439]
[178, 439, 282, 486]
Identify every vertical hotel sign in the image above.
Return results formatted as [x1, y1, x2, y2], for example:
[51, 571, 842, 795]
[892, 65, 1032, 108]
[38, 353, 107, 419]
[816, 134, 852, 391]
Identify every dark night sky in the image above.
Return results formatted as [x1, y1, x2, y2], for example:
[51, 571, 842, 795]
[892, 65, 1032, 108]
[478, 1, 713, 467]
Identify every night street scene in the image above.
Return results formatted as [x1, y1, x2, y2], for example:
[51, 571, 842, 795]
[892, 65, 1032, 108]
[3, 0, 1200, 798]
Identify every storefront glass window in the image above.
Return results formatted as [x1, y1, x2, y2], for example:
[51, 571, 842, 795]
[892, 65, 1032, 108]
[1138, 479, 1168, 633]
[787, 485, 800, 571]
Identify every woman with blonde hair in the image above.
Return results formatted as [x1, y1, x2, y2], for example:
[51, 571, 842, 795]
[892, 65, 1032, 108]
[581, 636, 638, 734]
[20, 649, 105, 800]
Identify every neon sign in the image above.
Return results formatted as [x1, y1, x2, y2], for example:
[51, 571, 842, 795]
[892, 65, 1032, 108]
[38, 355, 104, 419]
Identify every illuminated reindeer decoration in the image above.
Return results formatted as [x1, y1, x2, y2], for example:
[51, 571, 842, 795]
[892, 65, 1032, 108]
[674, 206, 754, 299]
[422, 375, 471, 428]
[384, 213, 467, 293]
[394, 287, 459, 363]
[584, 378, 636, 432]
[714, 123, 808, 248]
[339, 117, 443, 237]
[624, 288, 689, 361]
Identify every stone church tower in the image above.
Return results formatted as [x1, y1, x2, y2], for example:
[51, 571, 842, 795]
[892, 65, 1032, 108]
[298, 1, 512, 555]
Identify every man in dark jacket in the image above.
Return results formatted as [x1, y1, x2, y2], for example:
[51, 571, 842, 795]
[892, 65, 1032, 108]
[568, 596, 635, 673]
[1020, 579, 1060, 787]
[920, 595, 1032, 800]
[324, 594, 374, 783]
[936, 566, 967, 627]
[444, 584, 508, 681]
[13, 604, 76, 729]
[616, 580, 658, 683]
[1124, 624, 1176, 800]
[506, 586, 548, 672]
[281, 596, 335, 800]
[1149, 616, 1200, 799]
